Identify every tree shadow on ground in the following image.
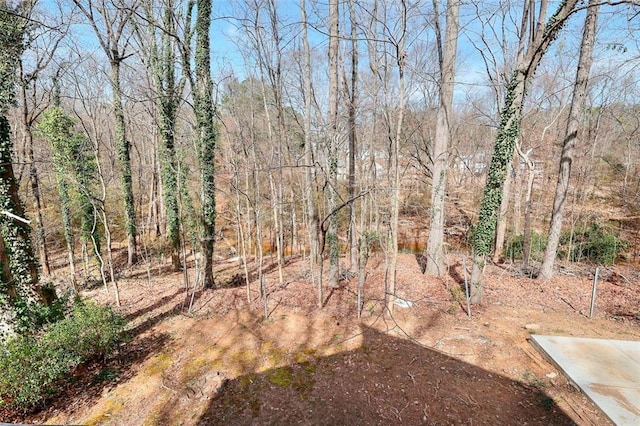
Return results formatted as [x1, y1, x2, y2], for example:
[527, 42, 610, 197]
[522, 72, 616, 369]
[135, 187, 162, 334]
[196, 326, 576, 425]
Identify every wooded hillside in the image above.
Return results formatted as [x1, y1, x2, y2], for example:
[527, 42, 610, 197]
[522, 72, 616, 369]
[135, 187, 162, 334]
[2, 0, 640, 331]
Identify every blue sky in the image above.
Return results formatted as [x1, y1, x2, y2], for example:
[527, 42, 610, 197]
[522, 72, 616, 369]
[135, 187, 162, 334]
[36, 0, 640, 108]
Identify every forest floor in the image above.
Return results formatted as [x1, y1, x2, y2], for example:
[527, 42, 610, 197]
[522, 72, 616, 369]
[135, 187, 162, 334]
[12, 251, 640, 425]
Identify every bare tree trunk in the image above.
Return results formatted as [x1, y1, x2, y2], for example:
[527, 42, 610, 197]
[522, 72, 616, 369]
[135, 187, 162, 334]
[347, 0, 358, 272]
[493, 161, 513, 263]
[20, 79, 50, 276]
[268, 173, 285, 285]
[513, 164, 522, 237]
[518, 145, 535, 270]
[327, 0, 340, 289]
[94, 123, 120, 305]
[425, 0, 459, 276]
[301, 0, 321, 306]
[539, 0, 598, 279]
[386, 0, 407, 313]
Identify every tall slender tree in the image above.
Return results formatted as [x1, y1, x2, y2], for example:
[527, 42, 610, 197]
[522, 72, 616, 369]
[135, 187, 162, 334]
[72, 0, 139, 266]
[300, 0, 321, 306]
[138, 0, 187, 271]
[346, 0, 359, 272]
[326, 0, 340, 289]
[539, 0, 599, 279]
[38, 107, 77, 289]
[386, 0, 407, 313]
[193, 0, 217, 288]
[18, 28, 66, 277]
[37, 105, 101, 289]
[0, 1, 44, 339]
[424, 0, 459, 276]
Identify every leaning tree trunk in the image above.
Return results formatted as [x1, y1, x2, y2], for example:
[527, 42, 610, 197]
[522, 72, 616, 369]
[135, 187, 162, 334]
[194, 0, 217, 289]
[425, 0, 459, 276]
[539, 0, 598, 279]
[470, 0, 579, 304]
[470, 70, 527, 304]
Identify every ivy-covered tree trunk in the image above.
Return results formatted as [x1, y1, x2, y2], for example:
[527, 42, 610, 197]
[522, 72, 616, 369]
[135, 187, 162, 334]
[72, 0, 138, 267]
[146, 1, 182, 271]
[38, 106, 101, 289]
[0, 2, 44, 339]
[0, 115, 42, 338]
[539, 0, 598, 279]
[470, 72, 526, 303]
[111, 61, 138, 266]
[194, 0, 217, 289]
[470, 0, 579, 304]
[326, 0, 340, 289]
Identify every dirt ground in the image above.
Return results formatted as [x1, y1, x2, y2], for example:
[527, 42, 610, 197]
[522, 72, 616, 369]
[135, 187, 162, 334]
[11, 251, 640, 425]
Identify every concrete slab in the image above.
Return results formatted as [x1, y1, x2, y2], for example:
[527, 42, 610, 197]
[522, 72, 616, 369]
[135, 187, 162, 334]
[530, 335, 640, 426]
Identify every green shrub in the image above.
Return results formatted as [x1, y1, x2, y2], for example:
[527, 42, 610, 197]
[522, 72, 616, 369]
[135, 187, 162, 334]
[504, 224, 627, 266]
[13, 288, 71, 335]
[505, 232, 547, 262]
[561, 224, 628, 265]
[0, 301, 125, 412]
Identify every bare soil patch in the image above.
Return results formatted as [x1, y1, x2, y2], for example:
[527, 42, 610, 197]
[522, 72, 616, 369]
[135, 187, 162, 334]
[8, 252, 640, 425]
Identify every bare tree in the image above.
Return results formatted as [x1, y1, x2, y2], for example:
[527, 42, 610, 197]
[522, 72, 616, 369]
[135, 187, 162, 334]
[539, 0, 599, 279]
[346, 0, 359, 272]
[386, 0, 407, 313]
[300, 0, 322, 306]
[17, 12, 67, 276]
[424, 0, 459, 277]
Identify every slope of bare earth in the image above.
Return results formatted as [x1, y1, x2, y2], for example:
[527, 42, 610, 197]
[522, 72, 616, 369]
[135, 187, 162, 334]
[15, 252, 640, 426]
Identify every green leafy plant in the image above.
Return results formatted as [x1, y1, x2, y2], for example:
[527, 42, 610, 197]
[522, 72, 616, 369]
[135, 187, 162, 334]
[36, 106, 101, 262]
[12, 289, 70, 335]
[560, 224, 628, 265]
[505, 232, 547, 262]
[0, 301, 125, 412]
